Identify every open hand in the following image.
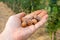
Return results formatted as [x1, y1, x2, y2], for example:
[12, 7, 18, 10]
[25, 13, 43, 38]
[0, 10, 48, 40]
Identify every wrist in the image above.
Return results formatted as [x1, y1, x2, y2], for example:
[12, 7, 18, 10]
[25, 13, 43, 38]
[0, 31, 14, 40]
[0, 32, 25, 40]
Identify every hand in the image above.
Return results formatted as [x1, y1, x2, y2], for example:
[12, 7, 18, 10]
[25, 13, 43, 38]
[0, 10, 48, 40]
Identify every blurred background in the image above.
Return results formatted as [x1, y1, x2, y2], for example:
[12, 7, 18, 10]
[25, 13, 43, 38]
[0, 0, 60, 40]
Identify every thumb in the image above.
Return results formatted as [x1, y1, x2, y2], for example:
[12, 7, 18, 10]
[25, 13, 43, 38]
[15, 12, 26, 19]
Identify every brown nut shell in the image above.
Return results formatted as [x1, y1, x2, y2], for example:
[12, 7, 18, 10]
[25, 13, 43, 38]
[22, 21, 27, 27]
[34, 15, 40, 21]
[32, 19, 37, 25]
[27, 19, 32, 26]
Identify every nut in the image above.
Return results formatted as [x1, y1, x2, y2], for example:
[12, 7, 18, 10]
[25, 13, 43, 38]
[34, 15, 40, 21]
[32, 19, 37, 25]
[27, 19, 32, 26]
[22, 21, 27, 27]
[36, 16, 40, 21]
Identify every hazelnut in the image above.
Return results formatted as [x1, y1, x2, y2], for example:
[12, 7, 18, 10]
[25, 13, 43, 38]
[32, 19, 37, 25]
[27, 19, 32, 26]
[34, 15, 40, 21]
[22, 21, 27, 27]
[36, 16, 40, 21]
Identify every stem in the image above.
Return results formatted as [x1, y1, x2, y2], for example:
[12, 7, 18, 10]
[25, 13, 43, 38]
[51, 31, 56, 40]
[52, 32, 54, 40]
[54, 31, 56, 40]
[31, 0, 33, 12]
[50, 32, 52, 40]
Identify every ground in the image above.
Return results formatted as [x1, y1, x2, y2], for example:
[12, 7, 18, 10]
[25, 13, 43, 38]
[0, 2, 15, 32]
[0, 2, 60, 40]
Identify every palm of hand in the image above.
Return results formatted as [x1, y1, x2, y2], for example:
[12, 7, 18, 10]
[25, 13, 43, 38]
[1, 10, 48, 40]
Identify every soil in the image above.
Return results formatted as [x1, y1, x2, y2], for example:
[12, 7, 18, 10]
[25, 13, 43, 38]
[0, 2, 15, 32]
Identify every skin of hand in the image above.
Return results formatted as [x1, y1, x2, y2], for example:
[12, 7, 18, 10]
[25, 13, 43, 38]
[0, 10, 48, 40]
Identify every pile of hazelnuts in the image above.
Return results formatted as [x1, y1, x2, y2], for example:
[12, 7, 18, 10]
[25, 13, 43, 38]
[21, 10, 47, 27]
[21, 14, 41, 28]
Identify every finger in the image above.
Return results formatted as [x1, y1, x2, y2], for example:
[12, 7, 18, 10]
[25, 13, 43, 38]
[38, 10, 47, 19]
[31, 10, 42, 15]
[14, 12, 26, 19]
[26, 15, 48, 33]
[35, 14, 48, 29]
[24, 10, 42, 19]
[25, 14, 48, 33]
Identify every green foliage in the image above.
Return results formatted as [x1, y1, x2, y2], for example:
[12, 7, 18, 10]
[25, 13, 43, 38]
[46, 0, 60, 34]
[20, 0, 31, 13]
